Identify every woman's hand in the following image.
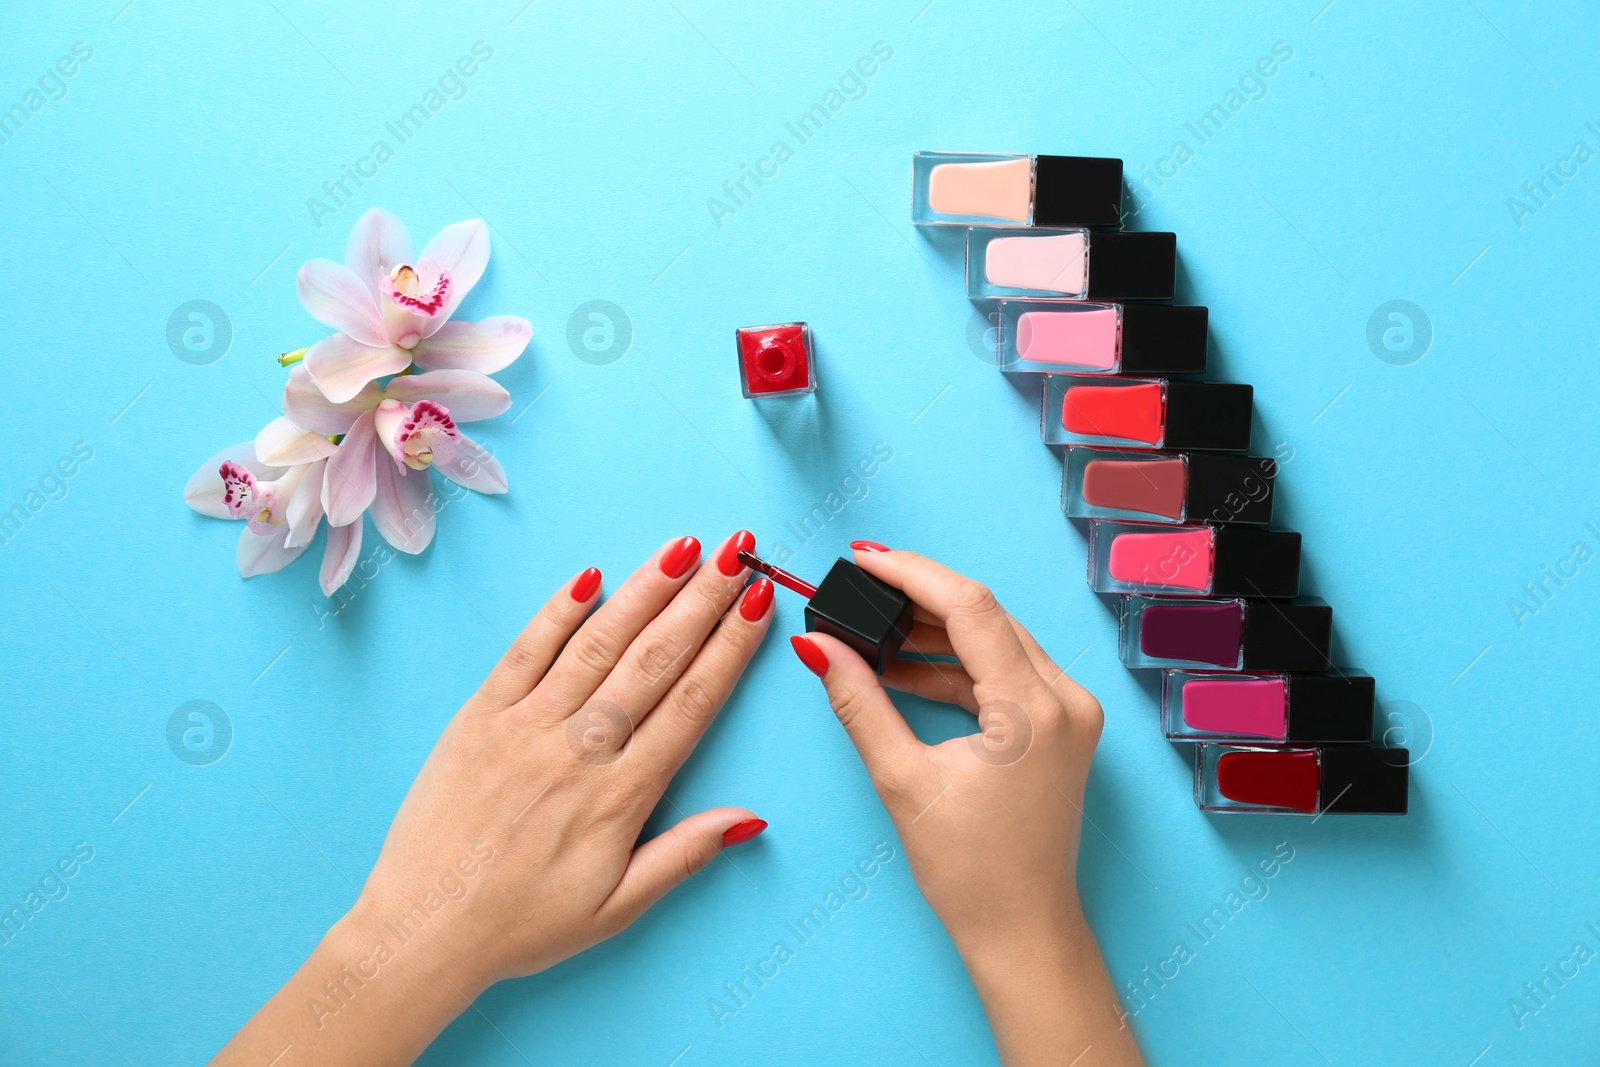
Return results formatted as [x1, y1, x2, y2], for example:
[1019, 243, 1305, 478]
[791, 544, 1143, 1067]
[215, 532, 775, 1066]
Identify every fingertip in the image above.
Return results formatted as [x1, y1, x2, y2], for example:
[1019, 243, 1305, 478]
[721, 817, 768, 847]
[570, 566, 602, 603]
[717, 529, 757, 576]
[739, 576, 774, 622]
[790, 634, 829, 677]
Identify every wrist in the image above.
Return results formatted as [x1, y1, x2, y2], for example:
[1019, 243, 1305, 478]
[949, 898, 1089, 984]
[326, 895, 493, 1013]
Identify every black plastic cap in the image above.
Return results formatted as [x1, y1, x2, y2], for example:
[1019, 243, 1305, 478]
[1240, 598, 1331, 672]
[1033, 155, 1123, 228]
[1163, 381, 1254, 452]
[1320, 745, 1408, 814]
[1185, 453, 1276, 525]
[1118, 305, 1208, 375]
[804, 559, 914, 674]
[1211, 528, 1301, 599]
[1084, 232, 1176, 301]
[1285, 672, 1375, 742]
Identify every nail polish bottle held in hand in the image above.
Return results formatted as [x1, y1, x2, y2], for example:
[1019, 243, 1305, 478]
[738, 550, 912, 673]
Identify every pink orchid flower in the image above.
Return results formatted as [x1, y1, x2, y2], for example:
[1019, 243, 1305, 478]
[295, 208, 532, 403]
[282, 364, 509, 555]
[183, 433, 363, 594]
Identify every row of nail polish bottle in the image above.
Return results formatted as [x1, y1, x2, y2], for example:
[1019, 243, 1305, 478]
[912, 150, 1408, 816]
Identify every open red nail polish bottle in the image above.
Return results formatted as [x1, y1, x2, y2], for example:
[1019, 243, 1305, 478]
[738, 550, 912, 672]
[737, 322, 817, 399]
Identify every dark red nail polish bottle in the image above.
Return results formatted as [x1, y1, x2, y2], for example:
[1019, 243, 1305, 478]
[1195, 743, 1409, 815]
[737, 322, 817, 399]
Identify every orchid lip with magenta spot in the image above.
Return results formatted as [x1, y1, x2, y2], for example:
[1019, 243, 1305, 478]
[373, 398, 460, 470]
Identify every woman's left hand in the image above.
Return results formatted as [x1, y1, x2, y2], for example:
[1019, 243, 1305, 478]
[214, 531, 774, 1066]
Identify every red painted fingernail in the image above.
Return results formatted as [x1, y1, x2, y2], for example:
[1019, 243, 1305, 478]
[790, 635, 829, 677]
[718, 530, 756, 576]
[740, 577, 774, 621]
[850, 540, 890, 553]
[660, 536, 701, 579]
[570, 567, 602, 602]
[722, 818, 768, 847]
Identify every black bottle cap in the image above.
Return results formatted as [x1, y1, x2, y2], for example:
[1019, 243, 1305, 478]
[1184, 453, 1277, 525]
[1163, 381, 1254, 452]
[1084, 232, 1175, 301]
[1285, 672, 1375, 742]
[1117, 305, 1208, 375]
[1033, 155, 1123, 228]
[1211, 528, 1300, 598]
[1320, 745, 1408, 814]
[1240, 597, 1331, 671]
[804, 559, 914, 674]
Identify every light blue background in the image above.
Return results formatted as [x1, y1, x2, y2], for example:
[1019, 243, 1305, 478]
[2, 1, 1598, 1064]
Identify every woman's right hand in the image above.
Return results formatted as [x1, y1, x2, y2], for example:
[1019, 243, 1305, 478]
[790, 545, 1143, 1066]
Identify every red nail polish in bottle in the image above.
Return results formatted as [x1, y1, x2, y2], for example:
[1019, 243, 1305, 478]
[1195, 743, 1408, 815]
[737, 322, 817, 399]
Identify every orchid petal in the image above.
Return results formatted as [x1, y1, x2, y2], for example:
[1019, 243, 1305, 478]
[320, 519, 363, 595]
[416, 219, 489, 337]
[371, 459, 436, 554]
[283, 364, 381, 435]
[296, 259, 389, 347]
[304, 333, 411, 405]
[185, 443, 284, 519]
[256, 416, 338, 467]
[344, 208, 413, 300]
[285, 459, 327, 548]
[237, 525, 308, 577]
[321, 411, 379, 527]
[437, 431, 508, 494]
[384, 370, 510, 422]
[409, 316, 531, 375]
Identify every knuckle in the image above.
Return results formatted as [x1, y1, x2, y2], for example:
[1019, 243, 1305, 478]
[689, 578, 727, 611]
[636, 637, 680, 683]
[829, 682, 875, 731]
[875, 751, 932, 809]
[950, 578, 1001, 618]
[497, 638, 544, 683]
[1078, 696, 1105, 736]
[672, 676, 721, 727]
[569, 627, 618, 674]
[679, 846, 708, 885]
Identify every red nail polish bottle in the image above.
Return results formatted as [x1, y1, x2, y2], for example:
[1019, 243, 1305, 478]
[1195, 743, 1408, 815]
[737, 322, 817, 399]
[1042, 374, 1253, 451]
